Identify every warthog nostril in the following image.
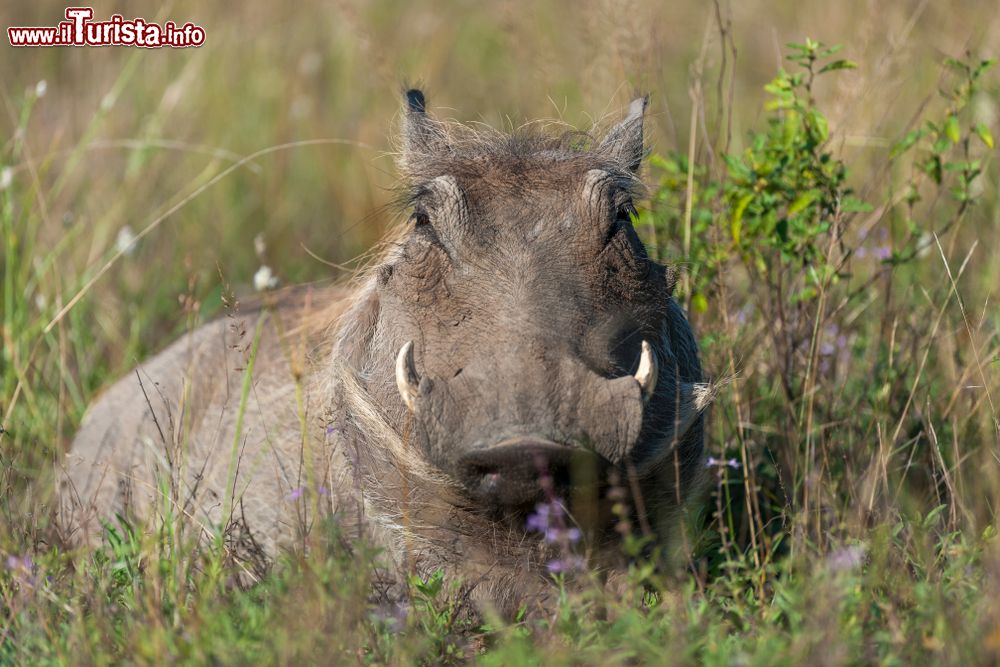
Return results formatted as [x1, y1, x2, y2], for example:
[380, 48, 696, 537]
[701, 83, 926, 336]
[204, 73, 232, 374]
[457, 438, 607, 507]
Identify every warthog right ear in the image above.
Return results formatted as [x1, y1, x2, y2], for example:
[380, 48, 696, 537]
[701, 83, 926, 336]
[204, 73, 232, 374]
[597, 95, 649, 173]
[400, 88, 449, 168]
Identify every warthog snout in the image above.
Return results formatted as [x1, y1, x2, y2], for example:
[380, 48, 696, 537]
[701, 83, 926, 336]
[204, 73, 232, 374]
[394, 337, 707, 507]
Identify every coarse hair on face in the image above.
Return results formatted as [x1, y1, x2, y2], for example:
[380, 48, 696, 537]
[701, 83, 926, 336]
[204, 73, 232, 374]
[392, 88, 650, 200]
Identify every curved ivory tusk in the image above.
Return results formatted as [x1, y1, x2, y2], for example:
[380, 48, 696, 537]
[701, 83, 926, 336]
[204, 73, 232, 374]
[634, 339, 658, 401]
[395, 341, 420, 412]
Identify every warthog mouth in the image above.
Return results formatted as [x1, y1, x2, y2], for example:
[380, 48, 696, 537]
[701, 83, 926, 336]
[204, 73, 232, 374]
[456, 437, 609, 508]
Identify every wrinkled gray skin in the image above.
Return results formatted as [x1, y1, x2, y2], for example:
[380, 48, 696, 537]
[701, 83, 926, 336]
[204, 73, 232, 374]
[59, 90, 708, 617]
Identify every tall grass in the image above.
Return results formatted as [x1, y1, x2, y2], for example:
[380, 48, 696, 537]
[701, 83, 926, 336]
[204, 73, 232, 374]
[1, 0, 999, 664]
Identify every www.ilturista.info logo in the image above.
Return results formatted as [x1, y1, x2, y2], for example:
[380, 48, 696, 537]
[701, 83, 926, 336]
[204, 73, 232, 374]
[8, 7, 205, 48]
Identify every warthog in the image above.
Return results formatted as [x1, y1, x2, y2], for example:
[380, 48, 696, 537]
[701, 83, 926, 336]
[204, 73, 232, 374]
[59, 89, 712, 615]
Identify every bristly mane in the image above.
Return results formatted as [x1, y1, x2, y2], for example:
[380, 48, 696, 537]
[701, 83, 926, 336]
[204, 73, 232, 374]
[393, 117, 647, 201]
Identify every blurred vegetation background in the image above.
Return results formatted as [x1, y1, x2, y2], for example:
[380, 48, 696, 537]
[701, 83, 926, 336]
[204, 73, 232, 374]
[2, 0, 1000, 664]
[1, 0, 995, 381]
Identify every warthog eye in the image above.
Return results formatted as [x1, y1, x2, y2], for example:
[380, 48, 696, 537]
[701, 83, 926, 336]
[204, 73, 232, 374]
[413, 206, 431, 228]
[412, 206, 442, 245]
[616, 201, 637, 225]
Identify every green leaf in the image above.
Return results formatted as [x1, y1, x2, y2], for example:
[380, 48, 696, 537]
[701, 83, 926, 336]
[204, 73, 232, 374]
[691, 293, 708, 314]
[788, 190, 818, 216]
[974, 58, 997, 78]
[943, 57, 968, 73]
[924, 155, 943, 184]
[841, 196, 873, 213]
[647, 153, 674, 171]
[792, 286, 818, 302]
[944, 115, 961, 144]
[730, 193, 754, 245]
[818, 59, 858, 73]
[923, 504, 948, 528]
[890, 129, 924, 158]
[808, 110, 829, 142]
[974, 123, 994, 149]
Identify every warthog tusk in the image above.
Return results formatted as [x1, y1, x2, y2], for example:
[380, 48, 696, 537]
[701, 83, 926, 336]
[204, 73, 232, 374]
[634, 339, 658, 401]
[395, 341, 419, 412]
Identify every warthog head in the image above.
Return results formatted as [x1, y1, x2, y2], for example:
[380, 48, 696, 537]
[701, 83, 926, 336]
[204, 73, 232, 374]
[370, 89, 710, 514]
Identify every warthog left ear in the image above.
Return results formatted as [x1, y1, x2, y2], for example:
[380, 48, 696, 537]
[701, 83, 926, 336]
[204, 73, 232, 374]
[597, 95, 649, 173]
[399, 88, 449, 169]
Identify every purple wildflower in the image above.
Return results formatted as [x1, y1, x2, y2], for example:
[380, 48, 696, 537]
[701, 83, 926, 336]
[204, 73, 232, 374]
[547, 555, 586, 574]
[827, 544, 867, 573]
[5, 554, 38, 590]
[371, 601, 409, 631]
[6, 555, 33, 572]
[526, 504, 551, 532]
[543, 525, 581, 544]
[855, 229, 891, 261]
[286, 487, 304, 501]
[734, 303, 754, 327]
[528, 499, 583, 565]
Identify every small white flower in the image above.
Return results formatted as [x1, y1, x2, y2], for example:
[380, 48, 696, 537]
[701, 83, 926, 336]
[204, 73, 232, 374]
[0, 167, 12, 191]
[290, 96, 312, 120]
[34, 293, 47, 311]
[916, 232, 933, 259]
[115, 225, 138, 256]
[34, 80, 47, 98]
[253, 265, 279, 292]
[100, 92, 116, 111]
[253, 233, 267, 259]
[299, 51, 321, 77]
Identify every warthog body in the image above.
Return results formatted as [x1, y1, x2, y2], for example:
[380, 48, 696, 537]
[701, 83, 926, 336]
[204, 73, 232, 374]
[60, 91, 710, 615]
